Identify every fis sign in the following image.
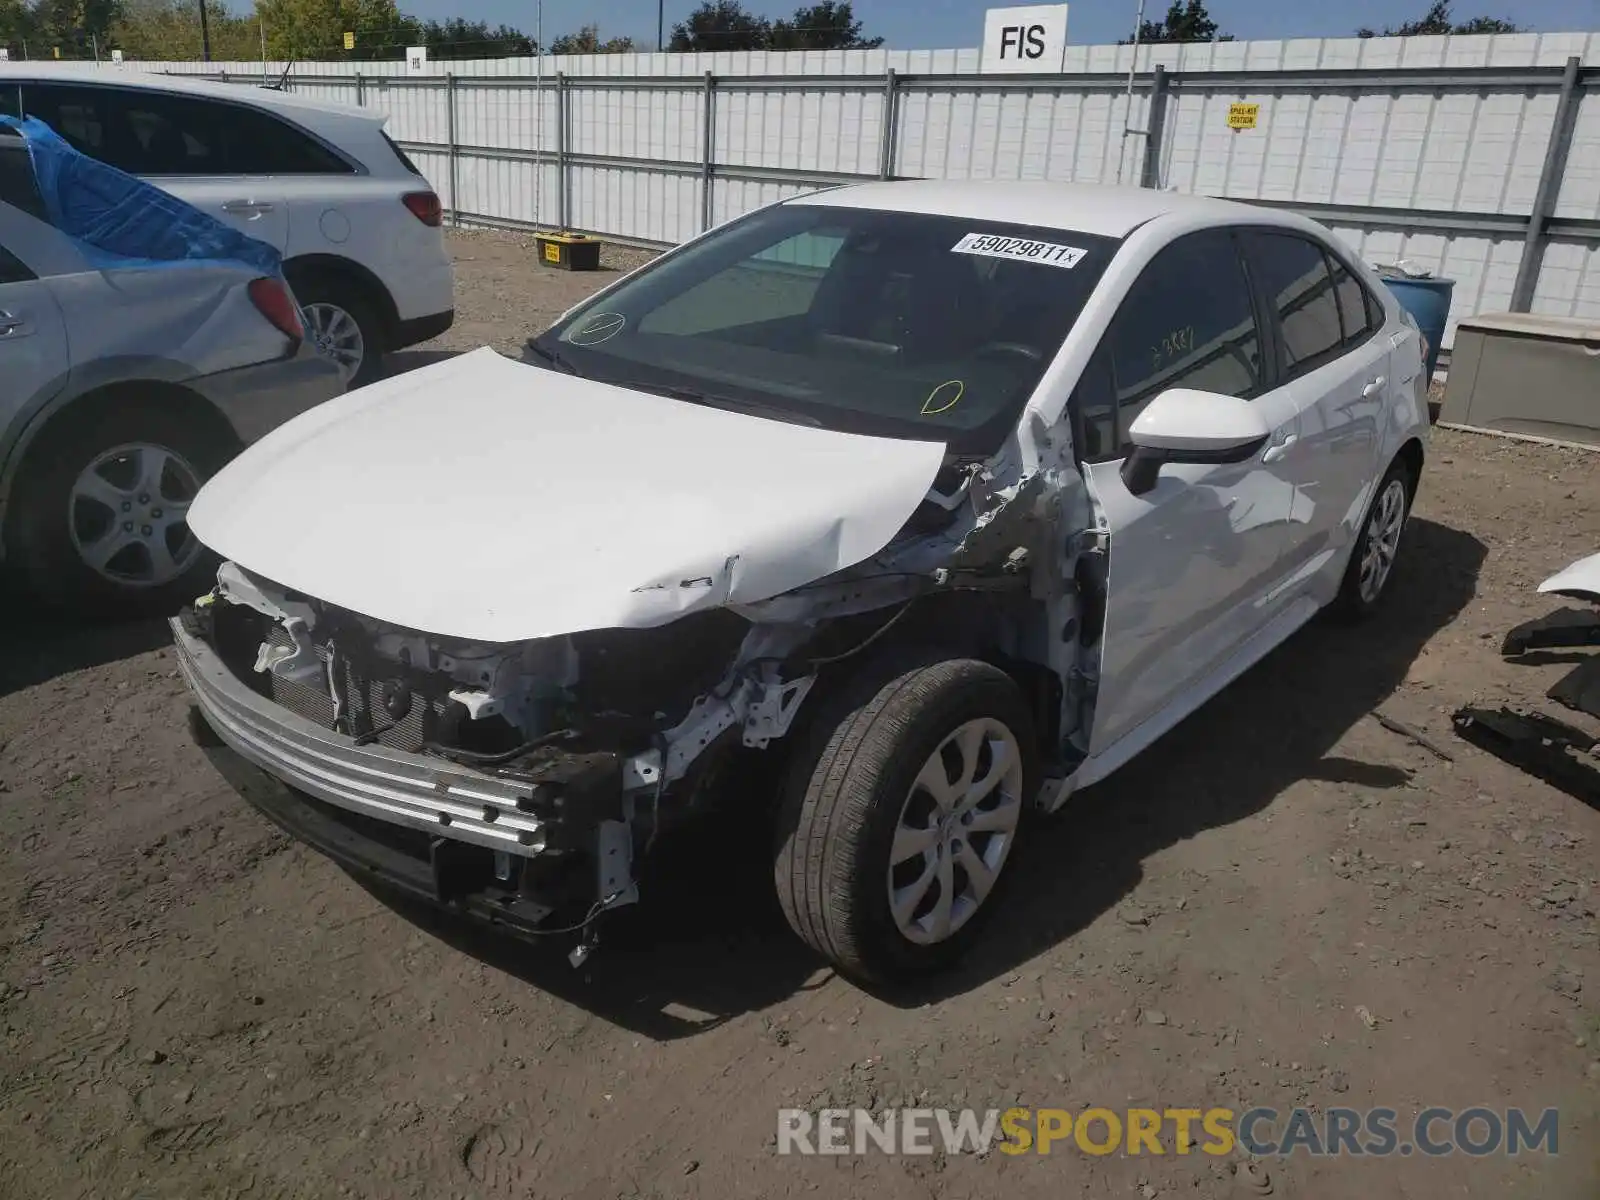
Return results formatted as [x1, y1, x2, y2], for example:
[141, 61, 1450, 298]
[981, 5, 1069, 74]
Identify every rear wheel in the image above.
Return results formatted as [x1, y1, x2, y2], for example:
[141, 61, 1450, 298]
[774, 652, 1038, 984]
[1329, 459, 1414, 622]
[288, 271, 384, 389]
[6, 401, 233, 617]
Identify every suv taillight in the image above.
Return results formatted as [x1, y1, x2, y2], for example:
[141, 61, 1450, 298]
[248, 277, 304, 342]
[403, 190, 443, 227]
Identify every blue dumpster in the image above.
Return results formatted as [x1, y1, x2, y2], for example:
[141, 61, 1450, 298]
[1376, 269, 1455, 382]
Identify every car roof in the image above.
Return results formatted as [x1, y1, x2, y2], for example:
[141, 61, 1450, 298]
[791, 180, 1287, 239]
[0, 63, 377, 123]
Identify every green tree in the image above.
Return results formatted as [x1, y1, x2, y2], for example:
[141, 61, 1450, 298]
[253, 0, 410, 60]
[0, 0, 41, 56]
[1357, 2, 1519, 36]
[1126, 0, 1233, 43]
[420, 17, 534, 58]
[548, 22, 633, 53]
[769, 0, 881, 49]
[110, 0, 259, 61]
[28, 0, 121, 57]
[667, 0, 768, 51]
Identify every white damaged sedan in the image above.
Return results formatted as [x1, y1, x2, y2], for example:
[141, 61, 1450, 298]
[173, 181, 1429, 983]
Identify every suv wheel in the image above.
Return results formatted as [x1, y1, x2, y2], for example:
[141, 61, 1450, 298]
[6, 401, 231, 617]
[290, 274, 384, 389]
[774, 652, 1039, 984]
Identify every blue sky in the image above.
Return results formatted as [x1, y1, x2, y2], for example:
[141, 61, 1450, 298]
[410, 0, 1599, 53]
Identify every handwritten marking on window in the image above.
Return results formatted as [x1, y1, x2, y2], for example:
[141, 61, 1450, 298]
[921, 379, 966, 416]
[1151, 325, 1195, 370]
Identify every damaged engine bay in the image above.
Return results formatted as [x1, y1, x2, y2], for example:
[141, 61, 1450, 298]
[177, 455, 1104, 960]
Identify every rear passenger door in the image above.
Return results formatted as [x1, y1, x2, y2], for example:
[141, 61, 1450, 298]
[20, 82, 290, 251]
[0, 208, 71, 433]
[1239, 229, 1389, 595]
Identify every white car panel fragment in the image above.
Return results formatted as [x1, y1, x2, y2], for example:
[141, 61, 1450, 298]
[1538, 551, 1600, 604]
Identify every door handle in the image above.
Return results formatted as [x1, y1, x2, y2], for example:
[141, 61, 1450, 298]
[1361, 376, 1387, 398]
[222, 200, 273, 215]
[1262, 433, 1297, 465]
[0, 309, 28, 336]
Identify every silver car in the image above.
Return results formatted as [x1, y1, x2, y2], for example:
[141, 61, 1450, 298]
[0, 124, 342, 614]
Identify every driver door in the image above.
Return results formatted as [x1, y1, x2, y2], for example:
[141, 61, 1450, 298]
[1077, 227, 1305, 762]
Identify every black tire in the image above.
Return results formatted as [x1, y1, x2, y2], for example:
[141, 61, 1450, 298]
[1328, 458, 1414, 623]
[774, 650, 1039, 985]
[286, 269, 385, 389]
[5, 401, 234, 618]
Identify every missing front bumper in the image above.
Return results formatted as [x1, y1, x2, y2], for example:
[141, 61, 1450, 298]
[175, 612, 572, 856]
[192, 725, 577, 931]
[172, 613, 640, 929]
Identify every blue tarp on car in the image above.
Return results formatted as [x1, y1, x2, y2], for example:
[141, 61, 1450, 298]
[0, 114, 282, 277]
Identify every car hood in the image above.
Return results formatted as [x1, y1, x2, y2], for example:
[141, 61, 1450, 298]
[188, 348, 948, 642]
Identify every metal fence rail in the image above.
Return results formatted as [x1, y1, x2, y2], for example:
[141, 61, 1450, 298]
[161, 42, 1600, 345]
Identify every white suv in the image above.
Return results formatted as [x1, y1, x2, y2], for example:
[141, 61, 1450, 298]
[0, 64, 454, 387]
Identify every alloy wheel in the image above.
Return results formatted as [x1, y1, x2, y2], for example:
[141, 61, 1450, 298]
[1358, 477, 1408, 604]
[68, 443, 203, 588]
[302, 301, 366, 384]
[887, 717, 1025, 945]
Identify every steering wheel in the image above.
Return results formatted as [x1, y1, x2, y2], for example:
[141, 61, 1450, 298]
[974, 341, 1044, 364]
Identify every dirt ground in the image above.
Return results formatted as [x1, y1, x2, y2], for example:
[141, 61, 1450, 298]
[2, 228, 1598, 1200]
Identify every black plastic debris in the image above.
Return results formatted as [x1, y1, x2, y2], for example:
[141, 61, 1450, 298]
[1451, 706, 1599, 809]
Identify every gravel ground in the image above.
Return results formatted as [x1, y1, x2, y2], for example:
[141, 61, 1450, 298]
[1, 228, 1597, 1200]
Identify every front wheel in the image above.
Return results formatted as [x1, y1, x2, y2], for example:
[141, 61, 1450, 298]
[774, 653, 1039, 984]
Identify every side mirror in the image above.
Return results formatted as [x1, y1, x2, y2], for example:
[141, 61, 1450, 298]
[1120, 388, 1272, 496]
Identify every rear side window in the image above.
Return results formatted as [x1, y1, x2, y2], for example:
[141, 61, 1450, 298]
[21, 85, 110, 159]
[1102, 228, 1263, 445]
[0, 243, 34, 284]
[117, 90, 223, 174]
[383, 132, 422, 176]
[1, 83, 20, 120]
[0, 136, 47, 221]
[21, 83, 353, 176]
[1242, 231, 1345, 379]
[224, 104, 353, 174]
[1329, 255, 1380, 346]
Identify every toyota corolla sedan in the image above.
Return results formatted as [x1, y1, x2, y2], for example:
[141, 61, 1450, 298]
[172, 181, 1428, 984]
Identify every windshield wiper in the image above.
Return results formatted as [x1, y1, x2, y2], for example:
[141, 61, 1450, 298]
[523, 339, 582, 376]
[633, 382, 822, 427]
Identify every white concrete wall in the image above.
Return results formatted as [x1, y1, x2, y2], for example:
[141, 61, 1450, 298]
[122, 31, 1600, 343]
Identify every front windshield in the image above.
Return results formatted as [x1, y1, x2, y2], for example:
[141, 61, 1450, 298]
[532, 202, 1118, 454]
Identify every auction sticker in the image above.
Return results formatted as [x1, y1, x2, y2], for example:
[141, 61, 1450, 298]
[951, 232, 1087, 268]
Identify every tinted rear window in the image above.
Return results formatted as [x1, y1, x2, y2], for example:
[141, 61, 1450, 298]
[19, 83, 354, 176]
